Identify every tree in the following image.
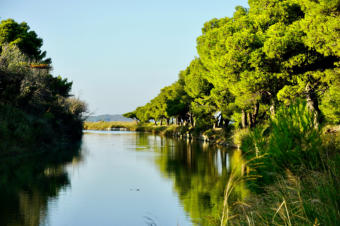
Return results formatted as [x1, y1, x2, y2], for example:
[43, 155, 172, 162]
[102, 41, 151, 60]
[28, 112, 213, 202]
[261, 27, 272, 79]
[165, 80, 191, 125]
[298, 0, 340, 124]
[261, 0, 340, 125]
[181, 58, 217, 127]
[125, 0, 340, 129]
[197, 6, 269, 128]
[123, 111, 138, 121]
[0, 19, 51, 63]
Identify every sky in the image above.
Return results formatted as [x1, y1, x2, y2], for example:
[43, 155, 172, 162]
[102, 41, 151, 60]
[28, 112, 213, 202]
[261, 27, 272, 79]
[1, 0, 248, 115]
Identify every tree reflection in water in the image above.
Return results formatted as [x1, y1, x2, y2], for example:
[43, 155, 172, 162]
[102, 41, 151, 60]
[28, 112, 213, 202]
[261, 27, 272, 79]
[0, 143, 83, 226]
[135, 133, 249, 225]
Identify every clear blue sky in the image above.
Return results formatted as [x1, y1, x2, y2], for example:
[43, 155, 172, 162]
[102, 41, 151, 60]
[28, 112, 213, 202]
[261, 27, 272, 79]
[1, 0, 248, 115]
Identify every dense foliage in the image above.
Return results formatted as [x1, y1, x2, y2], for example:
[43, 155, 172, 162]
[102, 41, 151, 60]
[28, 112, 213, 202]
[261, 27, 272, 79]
[0, 19, 86, 154]
[0, 19, 51, 64]
[125, 0, 339, 128]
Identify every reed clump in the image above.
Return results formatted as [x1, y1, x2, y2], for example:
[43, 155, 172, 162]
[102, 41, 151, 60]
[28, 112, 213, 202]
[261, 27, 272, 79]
[220, 101, 340, 225]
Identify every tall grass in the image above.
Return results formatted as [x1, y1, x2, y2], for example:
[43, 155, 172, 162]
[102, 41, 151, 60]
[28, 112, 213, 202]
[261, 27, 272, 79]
[267, 101, 323, 172]
[220, 100, 340, 225]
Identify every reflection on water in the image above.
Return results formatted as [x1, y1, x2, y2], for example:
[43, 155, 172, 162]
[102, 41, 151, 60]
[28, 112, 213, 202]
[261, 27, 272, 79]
[137, 133, 234, 225]
[0, 143, 83, 226]
[1, 132, 249, 226]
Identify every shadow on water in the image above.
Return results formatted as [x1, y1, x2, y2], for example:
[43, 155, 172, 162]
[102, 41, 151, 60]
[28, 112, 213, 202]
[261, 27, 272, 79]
[0, 142, 83, 226]
[135, 133, 245, 226]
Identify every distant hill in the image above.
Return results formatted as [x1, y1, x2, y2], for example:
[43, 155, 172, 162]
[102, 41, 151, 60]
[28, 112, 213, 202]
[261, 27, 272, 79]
[86, 114, 133, 122]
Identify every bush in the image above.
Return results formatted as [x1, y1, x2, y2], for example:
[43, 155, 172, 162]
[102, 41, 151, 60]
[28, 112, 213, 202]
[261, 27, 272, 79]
[234, 100, 340, 225]
[0, 45, 87, 155]
[267, 100, 322, 172]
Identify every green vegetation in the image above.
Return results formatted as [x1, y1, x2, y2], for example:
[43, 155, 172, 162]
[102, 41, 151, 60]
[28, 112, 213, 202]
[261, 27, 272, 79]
[0, 19, 51, 64]
[124, 0, 339, 224]
[221, 101, 339, 225]
[84, 121, 137, 130]
[125, 0, 339, 130]
[0, 19, 87, 155]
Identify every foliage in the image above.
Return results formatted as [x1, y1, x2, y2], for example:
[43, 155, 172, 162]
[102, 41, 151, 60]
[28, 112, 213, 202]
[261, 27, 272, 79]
[0, 19, 86, 155]
[0, 19, 51, 63]
[126, 0, 339, 129]
[267, 101, 322, 171]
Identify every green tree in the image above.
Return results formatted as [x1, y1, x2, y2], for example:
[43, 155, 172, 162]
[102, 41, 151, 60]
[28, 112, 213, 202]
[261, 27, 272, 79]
[165, 80, 191, 125]
[197, 6, 268, 128]
[0, 19, 51, 63]
[123, 111, 138, 121]
[261, 0, 340, 125]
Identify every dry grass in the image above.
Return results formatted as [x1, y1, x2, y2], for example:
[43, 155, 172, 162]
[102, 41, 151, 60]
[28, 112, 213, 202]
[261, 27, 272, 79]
[83, 121, 138, 131]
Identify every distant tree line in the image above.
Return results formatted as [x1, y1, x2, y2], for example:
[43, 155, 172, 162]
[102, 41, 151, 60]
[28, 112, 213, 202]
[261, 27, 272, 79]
[124, 0, 339, 130]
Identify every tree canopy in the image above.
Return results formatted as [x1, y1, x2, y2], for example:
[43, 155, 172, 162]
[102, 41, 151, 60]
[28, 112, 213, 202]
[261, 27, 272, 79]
[0, 19, 51, 64]
[125, 0, 340, 127]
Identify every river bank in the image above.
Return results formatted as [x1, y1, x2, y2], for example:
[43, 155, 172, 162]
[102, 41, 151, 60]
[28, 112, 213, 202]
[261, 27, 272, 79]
[84, 121, 235, 147]
[84, 121, 339, 148]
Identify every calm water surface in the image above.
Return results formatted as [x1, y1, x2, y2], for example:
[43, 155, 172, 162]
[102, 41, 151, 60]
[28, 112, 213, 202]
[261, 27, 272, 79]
[1, 131, 235, 226]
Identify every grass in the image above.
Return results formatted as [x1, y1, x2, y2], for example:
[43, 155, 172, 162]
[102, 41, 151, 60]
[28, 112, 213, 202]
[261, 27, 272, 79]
[219, 101, 340, 225]
[232, 128, 250, 148]
[83, 121, 138, 130]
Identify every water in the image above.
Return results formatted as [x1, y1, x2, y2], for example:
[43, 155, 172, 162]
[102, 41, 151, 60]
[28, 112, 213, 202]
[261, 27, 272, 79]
[0, 131, 235, 226]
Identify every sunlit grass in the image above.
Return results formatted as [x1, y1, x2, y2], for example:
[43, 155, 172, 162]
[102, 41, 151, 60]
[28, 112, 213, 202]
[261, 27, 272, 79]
[83, 121, 138, 131]
[219, 101, 340, 225]
[83, 121, 180, 134]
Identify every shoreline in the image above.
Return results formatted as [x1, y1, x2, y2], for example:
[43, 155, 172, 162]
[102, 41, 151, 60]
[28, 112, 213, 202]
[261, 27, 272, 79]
[84, 122, 237, 148]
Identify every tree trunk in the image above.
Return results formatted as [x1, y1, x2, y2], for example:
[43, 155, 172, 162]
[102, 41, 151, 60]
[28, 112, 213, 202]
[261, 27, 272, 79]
[305, 84, 321, 128]
[270, 100, 275, 116]
[267, 91, 275, 116]
[218, 113, 222, 128]
[166, 118, 170, 126]
[154, 120, 157, 126]
[241, 110, 247, 128]
[247, 112, 253, 128]
[223, 119, 230, 129]
[251, 103, 259, 127]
